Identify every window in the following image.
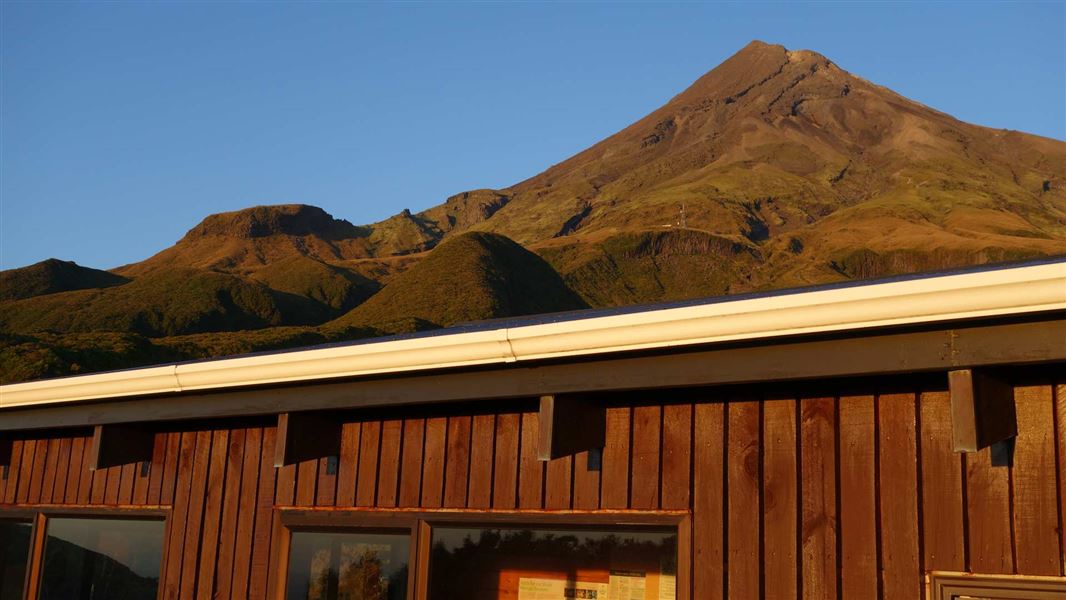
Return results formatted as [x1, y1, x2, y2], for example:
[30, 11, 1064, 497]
[285, 530, 410, 600]
[0, 519, 32, 600]
[427, 526, 677, 600]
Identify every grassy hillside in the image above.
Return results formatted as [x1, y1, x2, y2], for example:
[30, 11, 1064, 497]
[0, 259, 129, 301]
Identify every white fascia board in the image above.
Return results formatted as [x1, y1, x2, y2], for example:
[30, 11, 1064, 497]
[2, 261, 1063, 410]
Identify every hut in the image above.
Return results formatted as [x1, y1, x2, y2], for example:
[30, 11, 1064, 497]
[1, 259, 1065, 599]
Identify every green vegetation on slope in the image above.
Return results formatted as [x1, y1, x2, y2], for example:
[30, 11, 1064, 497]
[328, 231, 588, 330]
[0, 258, 129, 301]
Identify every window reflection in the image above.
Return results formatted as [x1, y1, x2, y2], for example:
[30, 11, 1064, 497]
[286, 530, 409, 600]
[38, 517, 164, 600]
[428, 527, 677, 600]
[0, 520, 31, 600]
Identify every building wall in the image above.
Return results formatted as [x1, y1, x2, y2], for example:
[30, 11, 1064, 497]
[2, 376, 1064, 599]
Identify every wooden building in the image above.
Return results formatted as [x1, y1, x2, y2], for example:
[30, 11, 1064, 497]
[1, 260, 1065, 600]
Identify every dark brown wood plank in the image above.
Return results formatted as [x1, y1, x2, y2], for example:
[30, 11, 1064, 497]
[800, 396, 837, 600]
[879, 392, 921, 599]
[179, 429, 213, 600]
[162, 431, 196, 600]
[601, 406, 631, 509]
[314, 453, 336, 507]
[213, 428, 245, 600]
[103, 463, 122, 505]
[248, 426, 277, 600]
[90, 441, 108, 504]
[661, 403, 692, 510]
[52, 437, 73, 504]
[919, 389, 966, 573]
[571, 449, 601, 511]
[492, 413, 520, 509]
[966, 444, 1013, 573]
[399, 418, 425, 508]
[518, 411, 544, 509]
[63, 437, 85, 504]
[2, 440, 22, 504]
[116, 461, 135, 504]
[355, 421, 381, 507]
[335, 422, 361, 507]
[544, 455, 572, 510]
[727, 399, 760, 600]
[0, 440, 10, 501]
[132, 437, 152, 505]
[158, 432, 182, 505]
[631, 404, 661, 510]
[950, 368, 1017, 452]
[443, 416, 472, 508]
[1011, 384, 1061, 575]
[1057, 382, 1066, 577]
[421, 416, 447, 508]
[195, 429, 230, 599]
[467, 414, 495, 509]
[230, 427, 262, 600]
[693, 401, 725, 600]
[27, 438, 48, 504]
[77, 436, 95, 504]
[39, 438, 60, 504]
[274, 458, 296, 507]
[838, 395, 877, 600]
[294, 458, 317, 507]
[376, 419, 402, 508]
[763, 397, 797, 600]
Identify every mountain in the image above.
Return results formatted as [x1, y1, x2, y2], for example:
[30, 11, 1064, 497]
[0, 258, 128, 301]
[327, 232, 588, 331]
[2, 40, 1065, 383]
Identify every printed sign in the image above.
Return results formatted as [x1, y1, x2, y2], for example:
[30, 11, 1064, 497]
[608, 570, 646, 600]
[517, 578, 609, 600]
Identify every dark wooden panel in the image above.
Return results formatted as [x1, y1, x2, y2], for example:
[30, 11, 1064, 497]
[77, 436, 95, 504]
[467, 414, 495, 509]
[375, 419, 402, 508]
[601, 406, 631, 509]
[838, 395, 876, 600]
[661, 403, 692, 510]
[27, 438, 47, 504]
[950, 368, 1017, 452]
[518, 412, 543, 509]
[335, 421, 361, 507]
[443, 416, 472, 508]
[213, 428, 245, 600]
[571, 449, 601, 511]
[421, 417, 447, 508]
[1, 440, 22, 503]
[1058, 382, 1066, 577]
[544, 454, 572, 510]
[966, 446, 1014, 573]
[14, 439, 36, 504]
[399, 418, 425, 508]
[179, 429, 213, 600]
[879, 392, 921, 599]
[919, 390, 966, 573]
[356, 421, 381, 507]
[65, 437, 86, 504]
[12, 319, 1063, 431]
[132, 436, 152, 505]
[492, 413, 520, 509]
[162, 431, 195, 600]
[314, 453, 336, 507]
[39, 438, 60, 504]
[693, 401, 725, 600]
[800, 396, 837, 600]
[103, 462, 121, 505]
[158, 432, 182, 505]
[294, 458, 317, 507]
[630, 404, 661, 510]
[1012, 384, 1061, 575]
[763, 397, 797, 600]
[273, 412, 342, 467]
[727, 399, 760, 600]
[274, 458, 296, 507]
[230, 427, 262, 600]
[195, 429, 229, 598]
[247, 426, 277, 600]
[537, 394, 606, 460]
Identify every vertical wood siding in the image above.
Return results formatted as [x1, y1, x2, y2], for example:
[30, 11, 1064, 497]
[2, 378, 1064, 598]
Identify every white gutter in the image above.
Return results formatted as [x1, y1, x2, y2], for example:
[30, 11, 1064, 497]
[2, 261, 1064, 409]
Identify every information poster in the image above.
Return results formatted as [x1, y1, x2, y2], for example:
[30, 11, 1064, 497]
[608, 570, 646, 600]
[517, 578, 609, 600]
[658, 574, 677, 600]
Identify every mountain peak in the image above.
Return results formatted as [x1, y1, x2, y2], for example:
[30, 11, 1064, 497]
[182, 204, 361, 240]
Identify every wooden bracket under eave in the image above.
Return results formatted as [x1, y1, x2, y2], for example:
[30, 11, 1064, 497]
[537, 394, 606, 461]
[949, 368, 1017, 453]
[89, 424, 155, 470]
[274, 412, 342, 467]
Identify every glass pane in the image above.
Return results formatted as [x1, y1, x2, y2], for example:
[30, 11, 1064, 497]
[0, 520, 32, 600]
[38, 517, 164, 600]
[286, 530, 409, 600]
[429, 526, 677, 600]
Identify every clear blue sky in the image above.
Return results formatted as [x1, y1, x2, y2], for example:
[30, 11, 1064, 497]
[2, 2, 1063, 270]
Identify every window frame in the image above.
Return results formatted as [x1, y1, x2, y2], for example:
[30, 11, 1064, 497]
[928, 571, 1066, 599]
[0, 506, 168, 600]
[268, 509, 690, 600]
